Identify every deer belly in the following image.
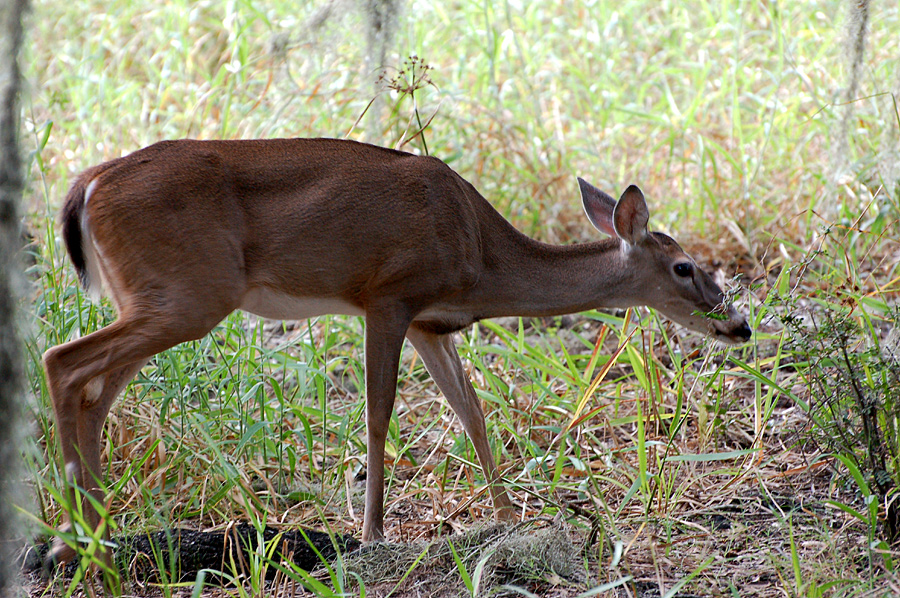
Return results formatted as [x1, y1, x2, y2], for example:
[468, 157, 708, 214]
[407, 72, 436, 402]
[239, 287, 363, 321]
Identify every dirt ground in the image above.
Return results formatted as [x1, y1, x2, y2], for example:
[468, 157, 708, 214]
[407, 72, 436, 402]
[23, 426, 895, 597]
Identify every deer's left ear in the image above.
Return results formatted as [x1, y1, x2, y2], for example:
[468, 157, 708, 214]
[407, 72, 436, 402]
[613, 185, 649, 245]
[578, 177, 617, 237]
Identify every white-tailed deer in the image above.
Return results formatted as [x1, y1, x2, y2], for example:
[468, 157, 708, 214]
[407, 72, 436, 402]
[43, 138, 750, 566]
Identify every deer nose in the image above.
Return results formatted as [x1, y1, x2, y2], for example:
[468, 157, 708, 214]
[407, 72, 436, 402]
[733, 321, 752, 341]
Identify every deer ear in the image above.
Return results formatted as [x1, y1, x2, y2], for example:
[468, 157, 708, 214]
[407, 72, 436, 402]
[613, 185, 650, 245]
[578, 177, 617, 237]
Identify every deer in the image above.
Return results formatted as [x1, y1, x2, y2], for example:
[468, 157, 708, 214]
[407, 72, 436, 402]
[42, 137, 751, 567]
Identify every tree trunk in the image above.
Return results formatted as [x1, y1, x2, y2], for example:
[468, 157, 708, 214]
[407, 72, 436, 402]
[0, 0, 29, 593]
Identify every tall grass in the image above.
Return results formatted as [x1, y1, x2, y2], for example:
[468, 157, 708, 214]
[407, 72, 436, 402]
[22, 0, 900, 595]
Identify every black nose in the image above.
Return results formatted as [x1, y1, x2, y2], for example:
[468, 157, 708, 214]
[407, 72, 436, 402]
[734, 321, 752, 341]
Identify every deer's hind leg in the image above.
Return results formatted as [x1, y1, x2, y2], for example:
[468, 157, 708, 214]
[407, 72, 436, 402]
[41, 306, 230, 567]
[44, 358, 147, 566]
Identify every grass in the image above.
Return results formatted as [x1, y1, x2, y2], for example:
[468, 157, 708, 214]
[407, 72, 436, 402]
[18, 0, 900, 596]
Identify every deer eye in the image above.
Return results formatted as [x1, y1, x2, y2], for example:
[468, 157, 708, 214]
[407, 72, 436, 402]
[674, 263, 693, 277]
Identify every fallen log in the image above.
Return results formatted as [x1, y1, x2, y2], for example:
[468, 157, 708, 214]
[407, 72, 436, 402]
[23, 523, 360, 583]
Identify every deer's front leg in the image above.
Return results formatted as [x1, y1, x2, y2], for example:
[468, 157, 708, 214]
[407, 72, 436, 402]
[361, 304, 411, 542]
[406, 326, 514, 520]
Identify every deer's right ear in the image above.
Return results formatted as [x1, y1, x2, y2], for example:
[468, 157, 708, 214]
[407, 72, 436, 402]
[613, 185, 650, 245]
[578, 177, 617, 237]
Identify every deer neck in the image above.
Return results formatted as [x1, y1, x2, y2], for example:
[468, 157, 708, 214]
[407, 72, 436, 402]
[469, 219, 636, 319]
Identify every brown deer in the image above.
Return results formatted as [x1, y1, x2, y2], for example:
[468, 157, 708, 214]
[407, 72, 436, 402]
[43, 137, 751, 566]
